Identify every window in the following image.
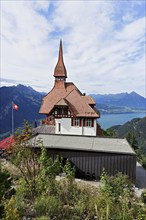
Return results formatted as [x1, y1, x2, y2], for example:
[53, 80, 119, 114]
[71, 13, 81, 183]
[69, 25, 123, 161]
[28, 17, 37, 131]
[71, 118, 94, 127]
[55, 77, 65, 81]
[55, 109, 57, 115]
[53, 107, 69, 116]
[85, 118, 92, 127]
[71, 118, 80, 126]
[74, 118, 80, 126]
[58, 108, 62, 115]
[63, 107, 68, 115]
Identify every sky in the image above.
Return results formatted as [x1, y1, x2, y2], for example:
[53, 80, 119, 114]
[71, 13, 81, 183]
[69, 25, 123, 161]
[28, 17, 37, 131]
[1, 0, 146, 97]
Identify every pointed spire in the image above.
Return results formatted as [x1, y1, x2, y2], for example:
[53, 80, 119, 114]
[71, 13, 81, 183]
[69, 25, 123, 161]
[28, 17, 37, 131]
[54, 40, 67, 78]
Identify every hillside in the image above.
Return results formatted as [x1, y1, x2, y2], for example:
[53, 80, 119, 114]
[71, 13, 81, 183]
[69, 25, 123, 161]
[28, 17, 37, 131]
[110, 117, 146, 154]
[0, 84, 44, 135]
[91, 92, 146, 113]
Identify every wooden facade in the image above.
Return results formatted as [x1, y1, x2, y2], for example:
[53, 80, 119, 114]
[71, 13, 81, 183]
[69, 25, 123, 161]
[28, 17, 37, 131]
[46, 148, 136, 183]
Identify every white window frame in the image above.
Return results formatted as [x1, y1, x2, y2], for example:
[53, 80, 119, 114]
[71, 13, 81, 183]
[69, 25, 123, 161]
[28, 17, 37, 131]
[86, 118, 92, 127]
[74, 118, 80, 126]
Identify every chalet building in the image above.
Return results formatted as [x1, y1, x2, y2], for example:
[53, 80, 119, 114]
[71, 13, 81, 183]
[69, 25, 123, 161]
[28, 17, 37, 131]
[32, 40, 136, 183]
[39, 40, 101, 136]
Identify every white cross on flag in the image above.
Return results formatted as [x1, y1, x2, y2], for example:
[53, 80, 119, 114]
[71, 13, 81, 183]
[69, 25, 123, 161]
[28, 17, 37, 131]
[13, 103, 19, 110]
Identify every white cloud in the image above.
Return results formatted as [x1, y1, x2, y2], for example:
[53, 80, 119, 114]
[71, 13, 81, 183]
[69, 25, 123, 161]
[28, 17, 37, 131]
[1, 0, 146, 97]
[115, 17, 145, 41]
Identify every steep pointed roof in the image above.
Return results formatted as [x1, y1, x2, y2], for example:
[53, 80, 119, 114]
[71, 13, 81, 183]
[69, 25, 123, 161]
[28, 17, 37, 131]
[54, 40, 67, 78]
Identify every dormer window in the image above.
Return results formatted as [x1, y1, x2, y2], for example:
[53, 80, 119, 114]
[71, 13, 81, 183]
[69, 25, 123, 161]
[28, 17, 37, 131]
[52, 106, 71, 117]
[55, 109, 57, 114]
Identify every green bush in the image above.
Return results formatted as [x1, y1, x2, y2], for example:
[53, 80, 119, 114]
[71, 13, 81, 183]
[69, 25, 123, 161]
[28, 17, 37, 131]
[35, 195, 59, 217]
[95, 172, 145, 220]
[2, 196, 21, 220]
[56, 179, 96, 219]
[141, 190, 146, 204]
[2, 171, 146, 220]
[36, 217, 50, 220]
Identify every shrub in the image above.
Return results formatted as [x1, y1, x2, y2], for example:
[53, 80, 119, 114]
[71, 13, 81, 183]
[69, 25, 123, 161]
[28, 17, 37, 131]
[95, 172, 144, 220]
[2, 196, 21, 220]
[35, 195, 59, 218]
[141, 189, 146, 204]
[36, 217, 50, 220]
[56, 179, 96, 219]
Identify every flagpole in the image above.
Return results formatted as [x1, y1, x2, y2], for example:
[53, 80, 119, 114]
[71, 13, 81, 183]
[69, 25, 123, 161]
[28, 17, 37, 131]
[12, 102, 14, 135]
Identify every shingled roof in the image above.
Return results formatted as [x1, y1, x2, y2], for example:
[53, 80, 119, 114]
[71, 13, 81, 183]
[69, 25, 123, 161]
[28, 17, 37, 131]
[39, 82, 99, 118]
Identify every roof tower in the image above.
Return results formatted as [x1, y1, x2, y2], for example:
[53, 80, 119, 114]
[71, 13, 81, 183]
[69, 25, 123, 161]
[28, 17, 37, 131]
[54, 40, 67, 78]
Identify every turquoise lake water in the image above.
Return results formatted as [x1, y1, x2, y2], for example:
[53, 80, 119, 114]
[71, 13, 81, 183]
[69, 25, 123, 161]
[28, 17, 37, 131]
[98, 113, 146, 129]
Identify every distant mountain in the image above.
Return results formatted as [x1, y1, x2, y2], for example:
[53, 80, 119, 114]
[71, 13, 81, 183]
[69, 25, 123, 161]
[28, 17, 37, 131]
[109, 117, 146, 154]
[90, 92, 146, 112]
[0, 84, 45, 135]
[40, 91, 47, 96]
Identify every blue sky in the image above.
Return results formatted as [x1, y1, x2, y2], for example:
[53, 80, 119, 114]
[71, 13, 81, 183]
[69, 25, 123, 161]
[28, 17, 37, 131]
[1, 0, 146, 97]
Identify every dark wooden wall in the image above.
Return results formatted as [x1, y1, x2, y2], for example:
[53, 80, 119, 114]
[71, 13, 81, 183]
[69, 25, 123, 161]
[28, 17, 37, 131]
[45, 148, 136, 183]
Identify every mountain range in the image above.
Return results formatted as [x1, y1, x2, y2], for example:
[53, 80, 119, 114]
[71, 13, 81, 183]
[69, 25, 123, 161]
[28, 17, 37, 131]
[0, 84, 44, 136]
[0, 84, 146, 137]
[91, 92, 146, 113]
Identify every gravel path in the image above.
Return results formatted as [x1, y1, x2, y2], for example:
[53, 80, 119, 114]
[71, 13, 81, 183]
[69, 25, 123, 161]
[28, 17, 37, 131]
[134, 162, 146, 196]
[136, 162, 146, 189]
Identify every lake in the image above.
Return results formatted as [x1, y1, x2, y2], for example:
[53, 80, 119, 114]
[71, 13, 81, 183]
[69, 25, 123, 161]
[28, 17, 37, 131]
[98, 112, 146, 129]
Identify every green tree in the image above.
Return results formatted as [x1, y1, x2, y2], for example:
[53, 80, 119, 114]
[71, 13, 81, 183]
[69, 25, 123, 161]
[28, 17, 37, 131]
[104, 128, 116, 137]
[63, 159, 75, 181]
[126, 132, 138, 151]
[11, 121, 40, 201]
[38, 145, 62, 195]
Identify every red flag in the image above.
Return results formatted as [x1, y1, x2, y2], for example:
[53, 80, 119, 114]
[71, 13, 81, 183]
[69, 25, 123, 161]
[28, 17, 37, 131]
[13, 103, 19, 110]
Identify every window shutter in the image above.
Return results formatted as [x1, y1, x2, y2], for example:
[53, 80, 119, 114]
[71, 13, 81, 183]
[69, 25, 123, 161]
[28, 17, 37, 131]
[79, 118, 82, 127]
[83, 118, 85, 127]
[92, 119, 94, 127]
[71, 118, 74, 126]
